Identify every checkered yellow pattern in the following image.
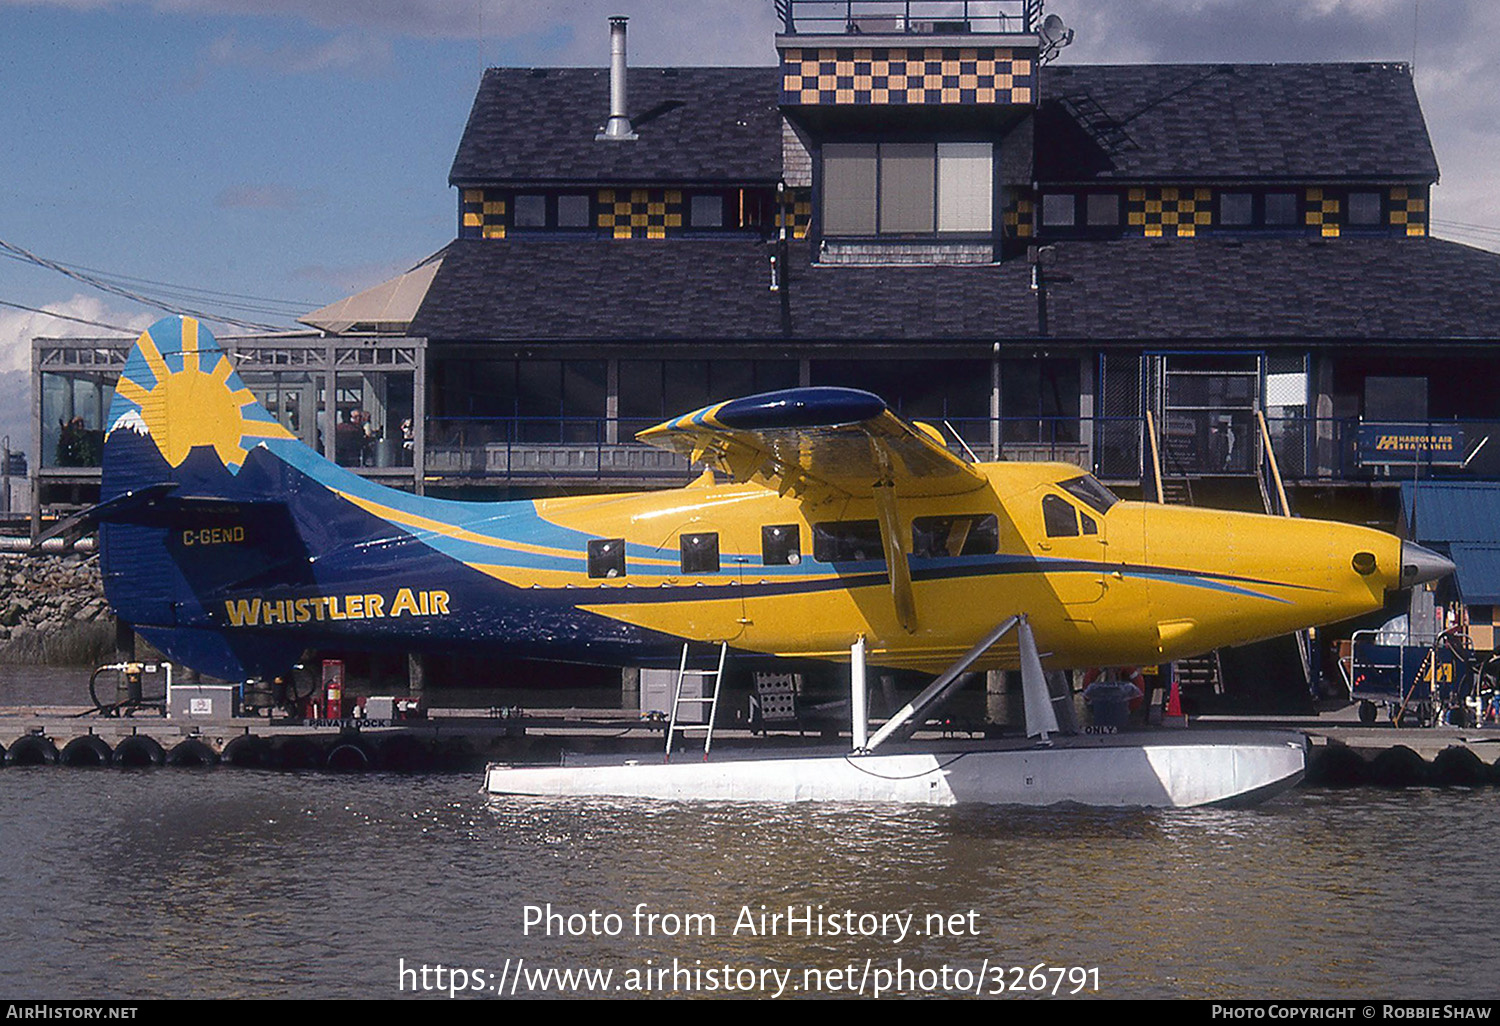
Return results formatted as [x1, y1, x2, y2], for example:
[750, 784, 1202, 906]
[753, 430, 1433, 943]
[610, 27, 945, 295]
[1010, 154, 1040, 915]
[776, 189, 812, 239]
[779, 47, 1034, 105]
[1001, 194, 1034, 239]
[1304, 188, 1341, 238]
[460, 188, 506, 239]
[1390, 186, 1427, 237]
[597, 189, 683, 239]
[1127, 187, 1213, 238]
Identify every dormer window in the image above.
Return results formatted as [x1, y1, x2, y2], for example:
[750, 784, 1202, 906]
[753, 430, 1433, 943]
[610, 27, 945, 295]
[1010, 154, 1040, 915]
[1348, 192, 1382, 226]
[690, 194, 725, 228]
[822, 142, 992, 237]
[1041, 193, 1075, 227]
[510, 193, 595, 231]
[557, 195, 591, 227]
[1265, 192, 1298, 226]
[514, 194, 547, 227]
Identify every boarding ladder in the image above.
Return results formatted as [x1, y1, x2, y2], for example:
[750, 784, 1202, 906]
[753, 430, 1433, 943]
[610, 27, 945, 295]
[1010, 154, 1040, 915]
[665, 641, 728, 761]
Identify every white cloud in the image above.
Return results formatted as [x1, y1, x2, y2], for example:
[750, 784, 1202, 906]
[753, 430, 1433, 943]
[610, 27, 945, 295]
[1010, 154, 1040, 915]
[202, 30, 394, 76]
[215, 183, 323, 211]
[0, 296, 154, 374]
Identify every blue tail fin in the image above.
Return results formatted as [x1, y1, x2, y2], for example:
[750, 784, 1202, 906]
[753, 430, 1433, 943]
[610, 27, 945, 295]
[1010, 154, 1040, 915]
[100, 316, 339, 680]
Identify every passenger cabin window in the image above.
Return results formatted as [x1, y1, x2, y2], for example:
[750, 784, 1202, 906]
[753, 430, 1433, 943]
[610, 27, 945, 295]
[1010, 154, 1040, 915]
[762, 524, 801, 566]
[813, 520, 885, 563]
[680, 532, 720, 574]
[587, 538, 626, 578]
[1042, 495, 1080, 538]
[912, 514, 999, 558]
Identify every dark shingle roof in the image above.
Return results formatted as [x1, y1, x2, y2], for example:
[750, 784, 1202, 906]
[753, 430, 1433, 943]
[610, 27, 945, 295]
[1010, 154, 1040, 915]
[449, 67, 783, 186]
[411, 239, 1037, 342]
[1036, 63, 1439, 184]
[411, 236, 1500, 345]
[450, 62, 1439, 188]
[1044, 236, 1500, 341]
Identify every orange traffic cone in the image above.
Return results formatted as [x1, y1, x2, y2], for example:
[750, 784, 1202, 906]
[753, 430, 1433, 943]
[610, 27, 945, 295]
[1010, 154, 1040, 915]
[1164, 677, 1186, 726]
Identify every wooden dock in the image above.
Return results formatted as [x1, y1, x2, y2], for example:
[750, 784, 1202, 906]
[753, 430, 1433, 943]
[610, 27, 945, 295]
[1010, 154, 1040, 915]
[3, 704, 1499, 786]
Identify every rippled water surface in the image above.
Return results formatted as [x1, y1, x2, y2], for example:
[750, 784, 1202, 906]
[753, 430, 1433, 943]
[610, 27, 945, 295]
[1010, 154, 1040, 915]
[3, 766, 1498, 1000]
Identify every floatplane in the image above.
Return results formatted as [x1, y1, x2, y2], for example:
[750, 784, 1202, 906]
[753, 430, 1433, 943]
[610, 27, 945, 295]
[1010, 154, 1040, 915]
[78, 316, 1451, 807]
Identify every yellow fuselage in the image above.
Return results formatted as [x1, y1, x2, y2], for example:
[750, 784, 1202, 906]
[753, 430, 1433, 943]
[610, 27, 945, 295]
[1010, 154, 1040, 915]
[478, 462, 1400, 673]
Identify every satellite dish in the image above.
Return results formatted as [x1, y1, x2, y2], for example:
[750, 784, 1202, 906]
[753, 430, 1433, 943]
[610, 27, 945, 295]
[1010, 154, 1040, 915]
[1038, 12, 1075, 63]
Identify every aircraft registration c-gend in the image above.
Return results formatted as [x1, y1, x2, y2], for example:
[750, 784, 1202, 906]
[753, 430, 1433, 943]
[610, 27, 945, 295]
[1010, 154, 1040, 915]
[93, 316, 1450, 685]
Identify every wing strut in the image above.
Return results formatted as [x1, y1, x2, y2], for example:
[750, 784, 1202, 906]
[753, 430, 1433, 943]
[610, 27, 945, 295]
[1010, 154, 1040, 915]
[863, 614, 1066, 751]
[871, 479, 917, 633]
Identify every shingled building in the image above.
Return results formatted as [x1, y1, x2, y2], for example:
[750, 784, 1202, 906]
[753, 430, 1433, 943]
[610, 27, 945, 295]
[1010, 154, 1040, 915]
[30, 3, 1500, 699]
[397, 4, 1500, 530]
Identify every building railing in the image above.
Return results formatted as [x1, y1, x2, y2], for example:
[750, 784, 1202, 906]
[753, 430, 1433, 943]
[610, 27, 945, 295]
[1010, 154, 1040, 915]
[425, 414, 1500, 486]
[775, 0, 1039, 36]
[36, 411, 1497, 487]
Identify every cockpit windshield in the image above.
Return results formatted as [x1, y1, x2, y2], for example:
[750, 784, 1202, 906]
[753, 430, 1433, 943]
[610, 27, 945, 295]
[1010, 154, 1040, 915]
[1058, 474, 1119, 515]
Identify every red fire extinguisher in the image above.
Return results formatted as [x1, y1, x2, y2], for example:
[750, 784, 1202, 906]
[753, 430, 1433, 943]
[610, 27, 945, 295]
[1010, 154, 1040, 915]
[322, 659, 344, 719]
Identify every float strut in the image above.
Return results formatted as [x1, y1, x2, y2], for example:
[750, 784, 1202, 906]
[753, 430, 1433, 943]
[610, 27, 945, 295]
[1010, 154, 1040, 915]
[851, 634, 869, 752]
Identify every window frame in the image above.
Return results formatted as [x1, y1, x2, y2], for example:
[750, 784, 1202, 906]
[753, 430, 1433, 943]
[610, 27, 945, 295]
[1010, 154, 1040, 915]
[587, 538, 627, 579]
[680, 532, 721, 574]
[1042, 494, 1080, 538]
[820, 141, 994, 239]
[761, 524, 802, 566]
[912, 513, 1000, 559]
[812, 520, 886, 563]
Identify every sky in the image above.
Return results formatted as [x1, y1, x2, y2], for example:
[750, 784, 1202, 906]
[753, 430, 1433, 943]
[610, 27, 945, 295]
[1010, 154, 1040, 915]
[1, 0, 1498, 449]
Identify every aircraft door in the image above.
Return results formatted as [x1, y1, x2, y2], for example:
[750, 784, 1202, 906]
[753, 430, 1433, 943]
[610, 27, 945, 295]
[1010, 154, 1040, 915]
[1035, 489, 1109, 612]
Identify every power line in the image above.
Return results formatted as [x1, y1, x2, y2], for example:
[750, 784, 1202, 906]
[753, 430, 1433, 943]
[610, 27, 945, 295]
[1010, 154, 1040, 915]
[0, 250, 320, 317]
[0, 298, 139, 334]
[0, 237, 305, 332]
[1431, 218, 1500, 239]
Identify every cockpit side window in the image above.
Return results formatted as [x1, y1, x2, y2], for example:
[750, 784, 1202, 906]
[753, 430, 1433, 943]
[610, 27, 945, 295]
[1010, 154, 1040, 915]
[1042, 494, 1079, 538]
[1058, 474, 1119, 515]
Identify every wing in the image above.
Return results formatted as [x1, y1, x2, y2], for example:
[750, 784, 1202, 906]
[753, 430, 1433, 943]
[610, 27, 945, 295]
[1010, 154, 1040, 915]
[635, 387, 987, 503]
[637, 388, 988, 634]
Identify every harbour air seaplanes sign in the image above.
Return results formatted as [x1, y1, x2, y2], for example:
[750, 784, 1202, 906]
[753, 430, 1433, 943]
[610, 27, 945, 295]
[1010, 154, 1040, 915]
[1356, 424, 1465, 467]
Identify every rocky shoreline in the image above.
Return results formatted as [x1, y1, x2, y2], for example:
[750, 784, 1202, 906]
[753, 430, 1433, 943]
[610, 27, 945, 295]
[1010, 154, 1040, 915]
[0, 552, 116, 665]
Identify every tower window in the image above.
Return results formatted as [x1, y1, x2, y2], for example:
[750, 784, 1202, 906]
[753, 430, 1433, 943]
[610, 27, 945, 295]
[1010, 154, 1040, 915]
[822, 142, 992, 236]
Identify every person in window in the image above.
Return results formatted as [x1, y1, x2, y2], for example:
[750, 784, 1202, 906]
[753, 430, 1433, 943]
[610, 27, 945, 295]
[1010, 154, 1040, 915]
[335, 409, 363, 465]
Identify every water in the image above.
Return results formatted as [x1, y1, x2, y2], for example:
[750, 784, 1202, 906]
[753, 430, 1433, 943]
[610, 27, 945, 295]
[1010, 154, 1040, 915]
[2, 767, 1497, 1000]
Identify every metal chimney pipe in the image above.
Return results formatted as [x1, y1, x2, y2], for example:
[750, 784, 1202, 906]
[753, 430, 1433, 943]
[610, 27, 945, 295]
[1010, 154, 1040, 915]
[597, 16, 638, 141]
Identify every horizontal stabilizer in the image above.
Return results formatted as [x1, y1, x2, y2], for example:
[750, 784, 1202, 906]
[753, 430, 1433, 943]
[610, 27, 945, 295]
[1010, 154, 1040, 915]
[32, 483, 180, 549]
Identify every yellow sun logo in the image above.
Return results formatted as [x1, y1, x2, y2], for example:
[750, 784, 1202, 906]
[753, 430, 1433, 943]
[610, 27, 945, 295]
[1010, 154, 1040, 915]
[109, 316, 294, 472]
